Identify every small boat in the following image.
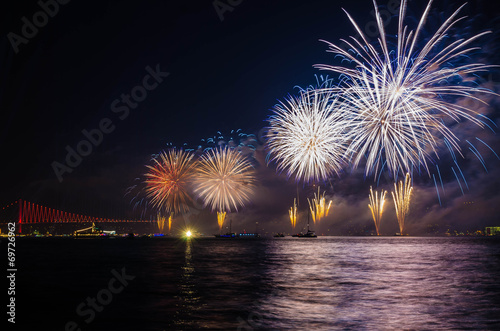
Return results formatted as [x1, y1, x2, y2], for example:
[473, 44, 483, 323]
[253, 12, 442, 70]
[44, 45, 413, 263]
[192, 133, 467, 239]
[292, 212, 317, 238]
[214, 220, 260, 239]
[214, 232, 237, 238]
[237, 233, 260, 238]
[291, 229, 317, 238]
[273, 233, 285, 237]
[214, 232, 260, 239]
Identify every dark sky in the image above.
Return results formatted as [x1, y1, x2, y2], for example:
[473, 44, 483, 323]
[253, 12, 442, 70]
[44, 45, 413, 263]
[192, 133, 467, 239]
[2, 0, 500, 234]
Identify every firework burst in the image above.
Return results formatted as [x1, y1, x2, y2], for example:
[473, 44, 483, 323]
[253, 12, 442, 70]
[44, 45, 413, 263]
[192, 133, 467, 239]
[193, 146, 255, 212]
[315, 0, 495, 177]
[392, 173, 413, 235]
[144, 149, 196, 214]
[368, 186, 387, 236]
[267, 88, 351, 182]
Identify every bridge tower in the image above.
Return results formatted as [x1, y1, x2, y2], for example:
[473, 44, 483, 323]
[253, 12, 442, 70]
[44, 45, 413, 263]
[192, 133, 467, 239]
[18, 199, 22, 234]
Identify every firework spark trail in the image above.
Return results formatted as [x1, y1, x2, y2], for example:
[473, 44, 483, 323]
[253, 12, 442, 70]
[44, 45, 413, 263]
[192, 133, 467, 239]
[217, 211, 226, 232]
[476, 137, 500, 161]
[467, 140, 488, 172]
[433, 174, 442, 206]
[314, 0, 496, 178]
[308, 187, 333, 223]
[368, 186, 386, 236]
[267, 88, 352, 182]
[392, 173, 413, 235]
[144, 149, 196, 214]
[289, 198, 297, 229]
[124, 177, 153, 219]
[194, 129, 262, 159]
[193, 146, 255, 213]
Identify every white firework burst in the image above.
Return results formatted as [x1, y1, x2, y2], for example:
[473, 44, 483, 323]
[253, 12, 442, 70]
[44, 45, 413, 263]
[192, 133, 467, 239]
[315, 0, 495, 177]
[267, 88, 351, 182]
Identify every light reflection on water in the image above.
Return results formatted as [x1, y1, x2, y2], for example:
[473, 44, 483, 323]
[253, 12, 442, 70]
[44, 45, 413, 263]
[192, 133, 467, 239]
[173, 238, 201, 329]
[17, 236, 500, 330]
[254, 237, 500, 330]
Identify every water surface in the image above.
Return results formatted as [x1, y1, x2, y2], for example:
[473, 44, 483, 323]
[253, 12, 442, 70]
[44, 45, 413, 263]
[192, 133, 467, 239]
[13, 236, 500, 330]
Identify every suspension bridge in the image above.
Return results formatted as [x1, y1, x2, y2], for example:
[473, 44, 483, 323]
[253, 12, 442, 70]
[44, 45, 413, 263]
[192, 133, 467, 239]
[1, 199, 155, 234]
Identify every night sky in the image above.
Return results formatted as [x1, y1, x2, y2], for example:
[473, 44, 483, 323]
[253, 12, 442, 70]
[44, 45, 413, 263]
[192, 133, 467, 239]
[2, 0, 500, 235]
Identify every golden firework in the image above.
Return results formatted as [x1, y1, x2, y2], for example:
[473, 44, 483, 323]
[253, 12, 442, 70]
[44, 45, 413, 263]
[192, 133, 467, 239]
[368, 187, 387, 236]
[217, 211, 226, 231]
[157, 213, 165, 233]
[308, 187, 332, 223]
[391, 173, 413, 235]
[289, 198, 297, 229]
[157, 212, 173, 233]
[194, 146, 255, 212]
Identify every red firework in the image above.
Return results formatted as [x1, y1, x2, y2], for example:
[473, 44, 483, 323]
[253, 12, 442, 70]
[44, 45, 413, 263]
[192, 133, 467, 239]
[144, 149, 196, 214]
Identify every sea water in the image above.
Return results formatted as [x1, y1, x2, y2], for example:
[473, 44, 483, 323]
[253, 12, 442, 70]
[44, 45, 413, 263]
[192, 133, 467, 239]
[12, 236, 500, 330]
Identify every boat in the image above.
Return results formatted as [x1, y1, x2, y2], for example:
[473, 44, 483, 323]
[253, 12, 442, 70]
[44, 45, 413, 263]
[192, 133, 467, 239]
[214, 232, 260, 239]
[291, 228, 317, 238]
[273, 233, 285, 237]
[214, 232, 237, 238]
[73, 223, 116, 238]
[215, 219, 236, 238]
[214, 219, 260, 239]
[291, 211, 317, 238]
[236, 232, 260, 238]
